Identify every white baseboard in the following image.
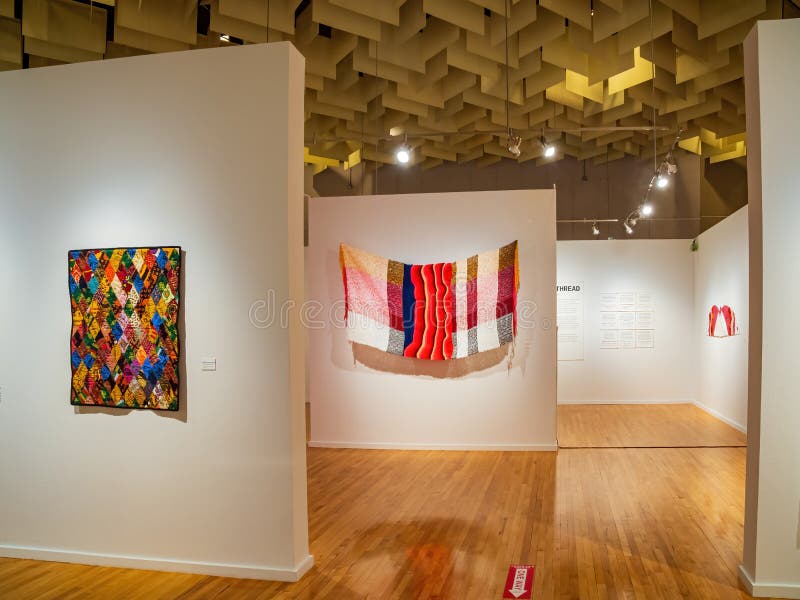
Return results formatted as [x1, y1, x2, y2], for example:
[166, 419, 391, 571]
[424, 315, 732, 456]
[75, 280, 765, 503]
[308, 441, 558, 451]
[739, 564, 800, 598]
[557, 399, 693, 405]
[693, 401, 747, 433]
[0, 545, 314, 582]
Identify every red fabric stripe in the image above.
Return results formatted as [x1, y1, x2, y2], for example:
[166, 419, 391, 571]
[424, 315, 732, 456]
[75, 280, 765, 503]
[431, 263, 446, 360]
[466, 276, 478, 329]
[403, 265, 425, 357]
[417, 264, 436, 359]
[387, 282, 403, 330]
[339, 245, 349, 320]
[442, 262, 454, 359]
[496, 264, 515, 319]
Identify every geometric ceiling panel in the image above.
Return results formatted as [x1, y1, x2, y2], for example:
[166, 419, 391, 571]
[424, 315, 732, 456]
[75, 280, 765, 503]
[3, 0, 798, 171]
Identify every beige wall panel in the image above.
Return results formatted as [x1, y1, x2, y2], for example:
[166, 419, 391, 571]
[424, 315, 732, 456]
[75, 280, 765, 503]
[592, 0, 648, 42]
[423, 0, 484, 35]
[23, 0, 106, 54]
[114, 24, 191, 53]
[489, 0, 535, 45]
[542, 34, 590, 76]
[517, 7, 564, 57]
[0, 17, 21, 66]
[329, 0, 405, 26]
[217, 0, 298, 34]
[617, 1, 673, 55]
[116, 0, 197, 45]
[0, 0, 13, 19]
[540, 0, 591, 29]
[24, 36, 101, 63]
[697, 0, 764, 39]
[210, 2, 269, 43]
[312, 0, 381, 40]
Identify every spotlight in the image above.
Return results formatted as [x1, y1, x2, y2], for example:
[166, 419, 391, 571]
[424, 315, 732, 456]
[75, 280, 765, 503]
[220, 34, 231, 42]
[396, 146, 410, 164]
[624, 220, 634, 235]
[592, 221, 600, 236]
[641, 203, 653, 216]
[540, 135, 555, 158]
[507, 131, 522, 157]
[656, 174, 668, 188]
[665, 153, 678, 175]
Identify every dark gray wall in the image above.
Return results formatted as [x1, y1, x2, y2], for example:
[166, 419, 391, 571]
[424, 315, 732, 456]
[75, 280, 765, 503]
[314, 152, 718, 240]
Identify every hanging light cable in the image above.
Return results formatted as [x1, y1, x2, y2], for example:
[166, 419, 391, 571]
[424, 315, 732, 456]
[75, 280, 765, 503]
[503, 0, 521, 157]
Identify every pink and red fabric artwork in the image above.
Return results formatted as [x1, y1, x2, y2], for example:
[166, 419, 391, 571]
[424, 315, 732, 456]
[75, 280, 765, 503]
[339, 241, 519, 360]
[708, 305, 737, 337]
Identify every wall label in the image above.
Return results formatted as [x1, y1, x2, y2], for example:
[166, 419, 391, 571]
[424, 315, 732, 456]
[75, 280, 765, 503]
[557, 281, 584, 361]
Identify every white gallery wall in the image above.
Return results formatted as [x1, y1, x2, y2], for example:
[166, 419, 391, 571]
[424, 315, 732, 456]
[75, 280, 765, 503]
[557, 240, 696, 404]
[0, 43, 311, 580]
[740, 19, 800, 598]
[693, 207, 749, 432]
[306, 191, 558, 450]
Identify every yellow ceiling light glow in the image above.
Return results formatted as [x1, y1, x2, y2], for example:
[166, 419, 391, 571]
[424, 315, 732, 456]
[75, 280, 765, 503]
[607, 47, 653, 96]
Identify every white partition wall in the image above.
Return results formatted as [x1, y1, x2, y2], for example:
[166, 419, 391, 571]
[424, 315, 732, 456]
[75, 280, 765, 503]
[740, 18, 800, 599]
[0, 43, 311, 581]
[556, 240, 696, 404]
[307, 191, 558, 450]
[694, 207, 749, 432]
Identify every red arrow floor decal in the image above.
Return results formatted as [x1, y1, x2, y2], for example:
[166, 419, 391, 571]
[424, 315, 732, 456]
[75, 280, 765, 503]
[503, 564, 534, 599]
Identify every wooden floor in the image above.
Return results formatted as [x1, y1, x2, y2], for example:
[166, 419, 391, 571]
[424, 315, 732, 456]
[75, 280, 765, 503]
[558, 403, 747, 448]
[1, 407, 763, 600]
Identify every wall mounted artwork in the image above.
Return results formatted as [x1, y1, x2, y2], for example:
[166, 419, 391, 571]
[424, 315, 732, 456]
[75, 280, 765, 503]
[708, 304, 738, 337]
[68, 247, 181, 410]
[340, 241, 519, 360]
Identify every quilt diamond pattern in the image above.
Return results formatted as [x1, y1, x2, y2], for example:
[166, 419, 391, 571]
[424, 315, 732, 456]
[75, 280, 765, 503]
[68, 247, 181, 410]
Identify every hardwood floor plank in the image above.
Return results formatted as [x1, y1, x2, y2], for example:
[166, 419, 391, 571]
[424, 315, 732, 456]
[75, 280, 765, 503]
[557, 404, 747, 448]
[0, 444, 774, 598]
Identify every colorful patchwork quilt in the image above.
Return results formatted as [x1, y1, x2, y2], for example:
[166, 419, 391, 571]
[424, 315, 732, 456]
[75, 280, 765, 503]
[340, 241, 519, 359]
[68, 247, 181, 410]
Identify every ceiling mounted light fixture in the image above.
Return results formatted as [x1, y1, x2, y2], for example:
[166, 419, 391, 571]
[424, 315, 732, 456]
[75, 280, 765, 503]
[641, 203, 653, 216]
[219, 33, 231, 42]
[592, 221, 600, 236]
[624, 220, 634, 235]
[396, 135, 411, 164]
[507, 130, 522, 157]
[540, 135, 555, 158]
[665, 152, 678, 175]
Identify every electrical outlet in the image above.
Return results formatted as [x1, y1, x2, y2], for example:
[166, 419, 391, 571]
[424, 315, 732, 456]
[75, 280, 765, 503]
[201, 358, 217, 372]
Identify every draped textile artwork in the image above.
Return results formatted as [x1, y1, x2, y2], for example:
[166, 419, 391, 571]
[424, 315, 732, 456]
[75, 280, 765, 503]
[708, 304, 737, 337]
[68, 247, 181, 410]
[340, 241, 519, 360]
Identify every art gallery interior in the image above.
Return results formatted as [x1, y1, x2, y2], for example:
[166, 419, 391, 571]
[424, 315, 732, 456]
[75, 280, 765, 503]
[0, 1, 799, 599]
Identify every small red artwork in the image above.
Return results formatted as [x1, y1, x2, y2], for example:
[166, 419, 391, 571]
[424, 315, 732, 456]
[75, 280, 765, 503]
[708, 305, 738, 337]
[503, 564, 535, 599]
